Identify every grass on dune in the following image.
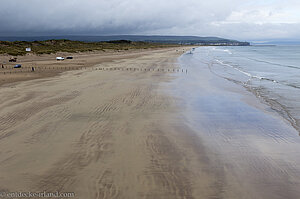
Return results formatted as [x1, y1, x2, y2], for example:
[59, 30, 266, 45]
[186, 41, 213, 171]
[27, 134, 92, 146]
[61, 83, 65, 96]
[0, 39, 179, 56]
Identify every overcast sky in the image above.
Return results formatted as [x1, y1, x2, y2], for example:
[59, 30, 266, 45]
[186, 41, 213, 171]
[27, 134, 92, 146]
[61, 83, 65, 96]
[1, 0, 299, 40]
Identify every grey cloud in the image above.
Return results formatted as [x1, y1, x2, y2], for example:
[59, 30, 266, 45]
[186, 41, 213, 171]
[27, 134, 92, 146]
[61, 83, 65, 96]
[0, 0, 299, 39]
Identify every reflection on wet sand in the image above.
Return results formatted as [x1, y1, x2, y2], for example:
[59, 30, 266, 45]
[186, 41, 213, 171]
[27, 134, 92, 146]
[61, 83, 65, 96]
[171, 50, 300, 199]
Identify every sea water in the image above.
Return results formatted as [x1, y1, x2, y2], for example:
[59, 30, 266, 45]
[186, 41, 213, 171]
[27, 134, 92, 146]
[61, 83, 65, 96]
[191, 45, 300, 132]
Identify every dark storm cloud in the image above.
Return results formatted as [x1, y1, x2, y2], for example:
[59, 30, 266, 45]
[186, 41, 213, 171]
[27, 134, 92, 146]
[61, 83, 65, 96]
[0, 0, 299, 39]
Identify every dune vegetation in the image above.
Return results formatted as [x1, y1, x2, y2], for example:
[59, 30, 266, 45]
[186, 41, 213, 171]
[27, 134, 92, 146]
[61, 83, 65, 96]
[0, 39, 179, 56]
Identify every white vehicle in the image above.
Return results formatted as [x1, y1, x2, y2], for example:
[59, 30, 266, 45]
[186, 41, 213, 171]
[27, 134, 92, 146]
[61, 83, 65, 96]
[56, 57, 65, 61]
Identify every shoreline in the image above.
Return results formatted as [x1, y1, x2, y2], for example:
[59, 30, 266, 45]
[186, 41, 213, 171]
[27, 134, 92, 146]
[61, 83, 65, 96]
[194, 45, 300, 136]
[208, 67, 300, 135]
[248, 86, 300, 135]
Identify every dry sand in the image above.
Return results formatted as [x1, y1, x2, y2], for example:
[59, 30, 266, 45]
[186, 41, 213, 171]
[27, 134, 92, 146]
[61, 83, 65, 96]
[0, 48, 184, 86]
[0, 48, 219, 198]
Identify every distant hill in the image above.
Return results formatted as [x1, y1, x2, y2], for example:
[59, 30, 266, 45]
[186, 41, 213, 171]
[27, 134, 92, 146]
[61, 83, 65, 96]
[0, 35, 250, 46]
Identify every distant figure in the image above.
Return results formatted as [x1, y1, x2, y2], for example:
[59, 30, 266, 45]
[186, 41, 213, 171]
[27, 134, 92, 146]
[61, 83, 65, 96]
[1, 64, 4, 68]
[32, 67, 35, 72]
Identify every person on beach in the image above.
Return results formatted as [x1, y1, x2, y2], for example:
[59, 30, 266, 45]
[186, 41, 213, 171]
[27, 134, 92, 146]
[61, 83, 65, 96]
[32, 67, 35, 72]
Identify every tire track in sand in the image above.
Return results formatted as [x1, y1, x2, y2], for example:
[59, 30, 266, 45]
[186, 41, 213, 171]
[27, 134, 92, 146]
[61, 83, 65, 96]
[142, 126, 194, 199]
[0, 91, 80, 139]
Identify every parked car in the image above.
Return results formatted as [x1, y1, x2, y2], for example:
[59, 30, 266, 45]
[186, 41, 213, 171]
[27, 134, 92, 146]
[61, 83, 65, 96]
[56, 57, 65, 61]
[14, 64, 22, 68]
[9, 58, 17, 62]
[66, 56, 73, 59]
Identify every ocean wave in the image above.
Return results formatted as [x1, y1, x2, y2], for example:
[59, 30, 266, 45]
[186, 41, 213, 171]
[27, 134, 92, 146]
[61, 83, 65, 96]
[224, 49, 233, 55]
[213, 59, 300, 90]
[247, 57, 300, 70]
[211, 48, 233, 55]
[215, 59, 279, 83]
[215, 59, 254, 78]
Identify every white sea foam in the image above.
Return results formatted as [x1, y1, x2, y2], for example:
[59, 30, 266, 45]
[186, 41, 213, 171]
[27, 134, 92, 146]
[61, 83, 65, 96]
[223, 49, 233, 54]
[215, 59, 252, 78]
[215, 59, 280, 84]
[211, 48, 233, 55]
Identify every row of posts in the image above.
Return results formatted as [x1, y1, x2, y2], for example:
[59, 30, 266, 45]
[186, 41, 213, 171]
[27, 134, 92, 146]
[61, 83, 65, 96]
[0, 66, 188, 74]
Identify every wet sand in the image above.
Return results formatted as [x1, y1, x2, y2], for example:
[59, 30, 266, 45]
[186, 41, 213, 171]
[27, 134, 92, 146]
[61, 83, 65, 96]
[173, 52, 300, 199]
[0, 47, 300, 199]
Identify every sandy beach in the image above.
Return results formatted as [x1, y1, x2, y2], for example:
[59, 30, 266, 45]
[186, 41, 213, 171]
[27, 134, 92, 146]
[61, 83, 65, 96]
[0, 47, 210, 198]
[1, 47, 300, 199]
[0, 48, 184, 86]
